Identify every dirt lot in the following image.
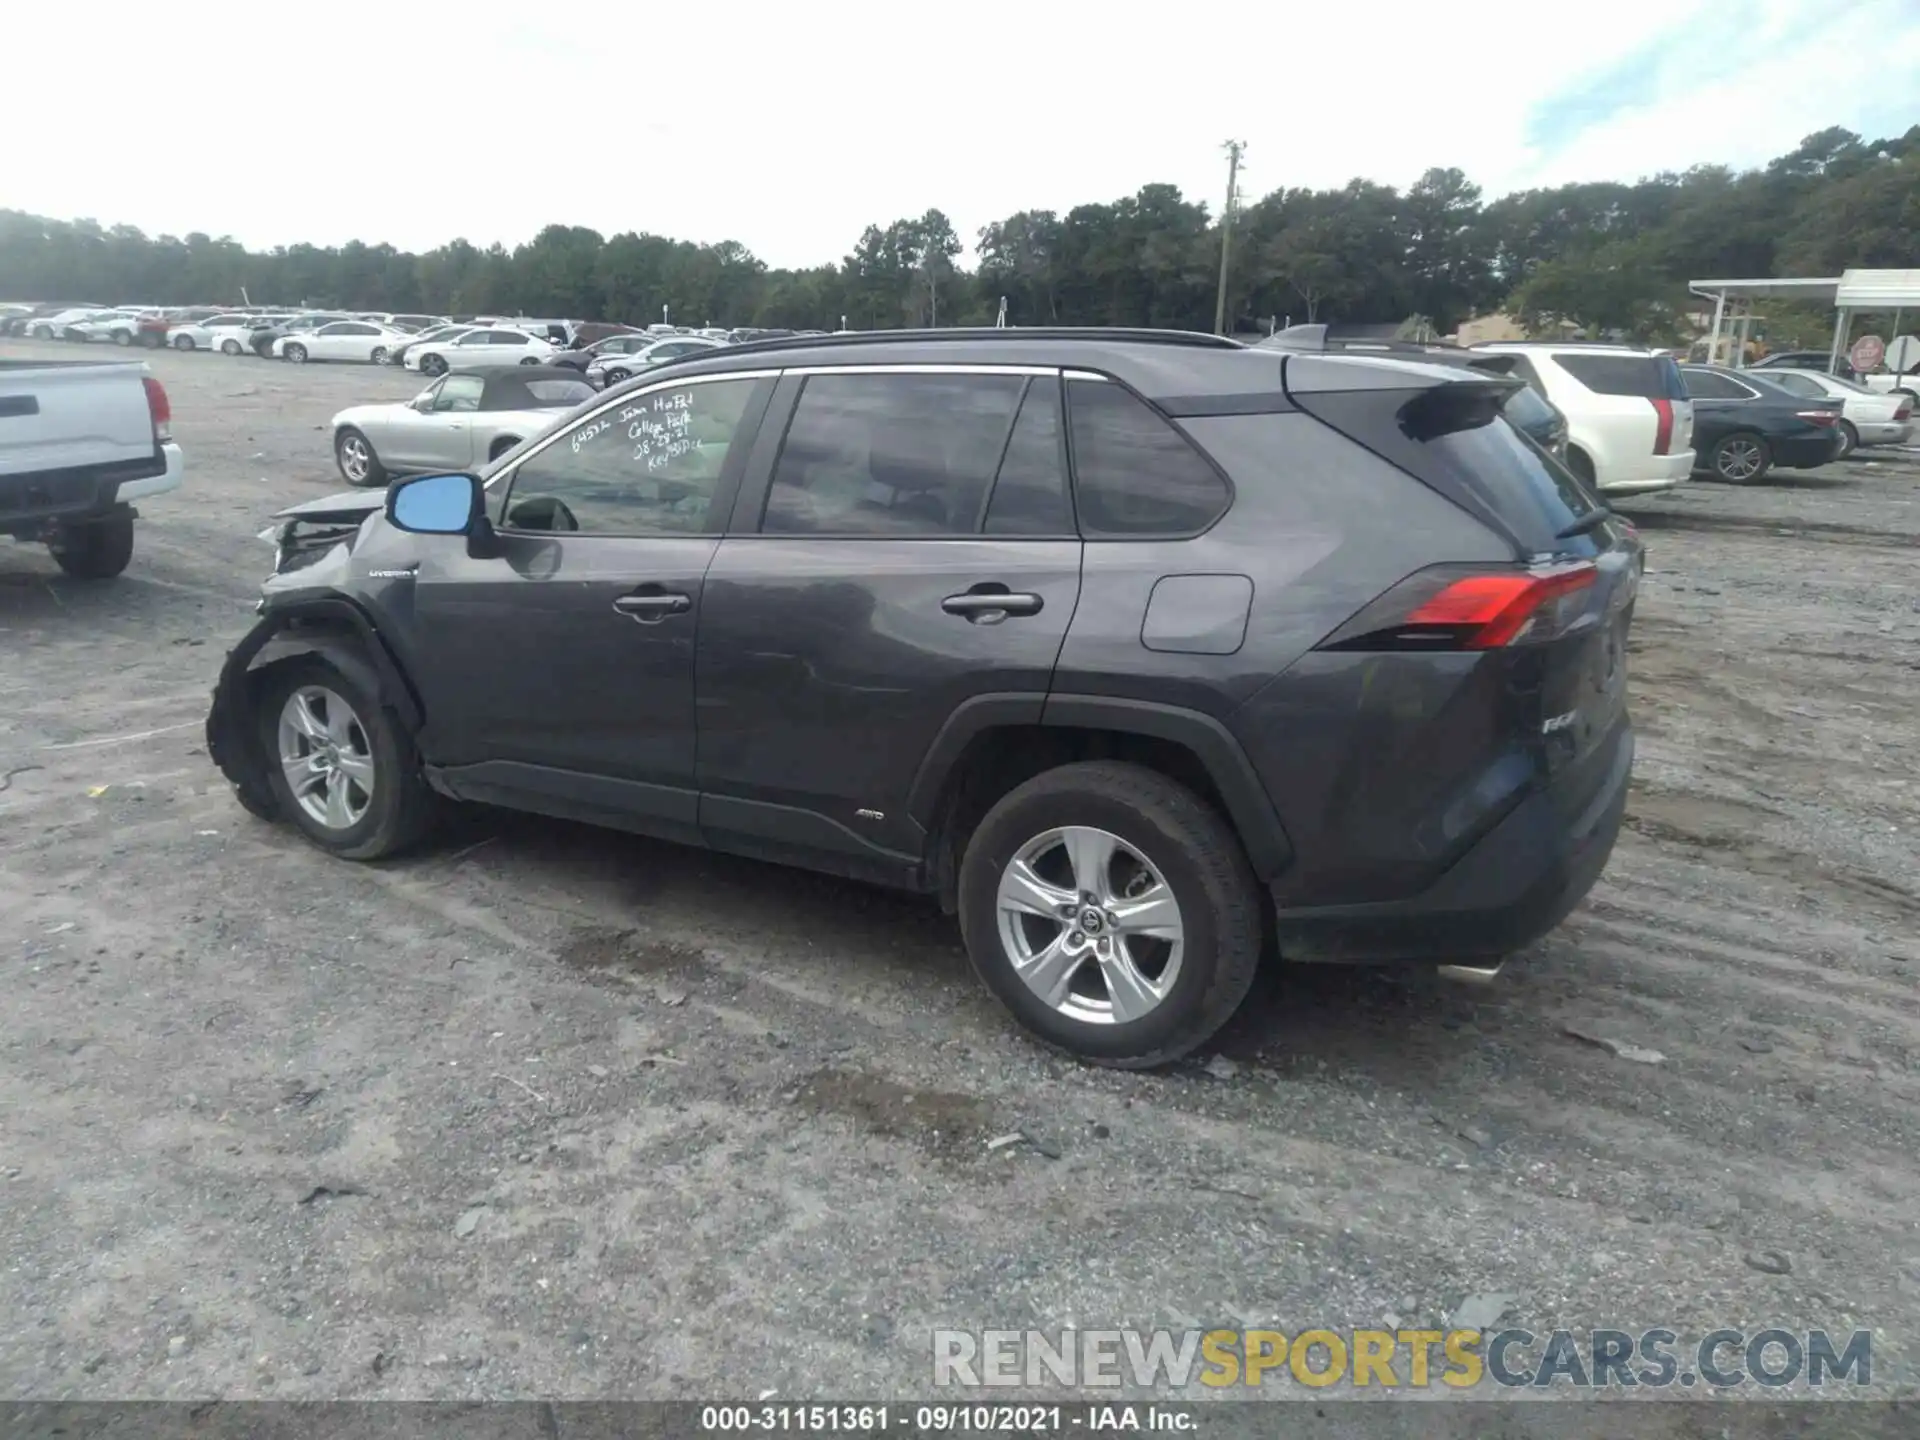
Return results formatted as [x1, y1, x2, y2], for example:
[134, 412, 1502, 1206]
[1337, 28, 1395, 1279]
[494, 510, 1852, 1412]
[2, 338, 1917, 1404]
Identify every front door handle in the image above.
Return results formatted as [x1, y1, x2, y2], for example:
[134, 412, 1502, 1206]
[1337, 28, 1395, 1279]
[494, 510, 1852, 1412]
[942, 587, 1044, 623]
[612, 590, 691, 622]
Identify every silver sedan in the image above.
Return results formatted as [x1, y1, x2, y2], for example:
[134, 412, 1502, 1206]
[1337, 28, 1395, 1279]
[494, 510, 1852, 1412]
[330, 366, 597, 487]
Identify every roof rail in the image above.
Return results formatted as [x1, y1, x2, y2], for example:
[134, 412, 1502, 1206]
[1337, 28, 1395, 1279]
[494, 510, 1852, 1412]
[673, 325, 1246, 365]
[1256, 323, 1466, 356]
[1471, 339, 1647, 351]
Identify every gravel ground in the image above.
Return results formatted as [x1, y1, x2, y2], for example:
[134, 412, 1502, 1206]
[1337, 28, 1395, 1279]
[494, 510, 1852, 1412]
[2, 339, 1917, 1407]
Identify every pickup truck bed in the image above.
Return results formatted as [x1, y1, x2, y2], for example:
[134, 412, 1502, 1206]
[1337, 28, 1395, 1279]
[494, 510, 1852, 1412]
[0, 358, 183, 579]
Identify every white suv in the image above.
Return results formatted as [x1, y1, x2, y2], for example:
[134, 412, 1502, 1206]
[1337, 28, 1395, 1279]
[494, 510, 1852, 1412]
[1475, 344, 1694, 495]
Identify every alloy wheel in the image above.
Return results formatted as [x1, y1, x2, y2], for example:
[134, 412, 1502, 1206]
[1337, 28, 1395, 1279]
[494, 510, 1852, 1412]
[1717, 437, 1763, 481]
[339, 435, 371, 483]
[994, 825, 1185, 1025]
[277, 686, 376, 831]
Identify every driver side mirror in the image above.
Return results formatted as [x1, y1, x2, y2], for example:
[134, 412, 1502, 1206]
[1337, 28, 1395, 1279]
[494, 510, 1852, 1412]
[386, 472, 497, 557]
[411, 394, 435, 412]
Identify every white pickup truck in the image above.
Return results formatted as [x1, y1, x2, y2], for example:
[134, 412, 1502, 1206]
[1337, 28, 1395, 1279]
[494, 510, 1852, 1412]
[0, 359, 184, 579]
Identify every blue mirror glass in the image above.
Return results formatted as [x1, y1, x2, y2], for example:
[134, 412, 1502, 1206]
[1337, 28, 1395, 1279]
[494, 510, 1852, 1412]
[389, 473, 474, 534]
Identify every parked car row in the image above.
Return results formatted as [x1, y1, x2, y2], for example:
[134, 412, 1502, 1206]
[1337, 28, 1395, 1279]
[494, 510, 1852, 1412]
[1259, 326, 1907, 491]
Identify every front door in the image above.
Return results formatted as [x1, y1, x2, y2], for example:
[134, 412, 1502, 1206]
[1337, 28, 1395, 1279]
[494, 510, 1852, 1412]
[697, 367, 1083, 871]
[402, 371, 776, 835]
[385, 374, 484, 471]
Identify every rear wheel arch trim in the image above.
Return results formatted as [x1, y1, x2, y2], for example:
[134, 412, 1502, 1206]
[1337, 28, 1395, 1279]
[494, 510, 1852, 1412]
[904, 692, 1293, 879]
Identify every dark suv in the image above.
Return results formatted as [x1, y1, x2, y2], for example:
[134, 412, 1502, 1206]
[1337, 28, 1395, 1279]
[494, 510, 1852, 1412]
[206, 329, 1640, 1066]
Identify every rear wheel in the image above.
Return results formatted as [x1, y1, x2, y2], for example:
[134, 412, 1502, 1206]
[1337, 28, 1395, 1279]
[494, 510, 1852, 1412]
[335, 427, 386, 487]
[49, 511, 135, 580]
[958, 761, 1263, 1068]
[256, 658, 438, 860]
[1710, 432, 1770, 484]
[488, 436, 522, 462]
[369, 346, 388, 365]
[603, 366, 631, 384]
[1835, 420, 1859, 460]
[517, 355, 541, 366]
[172, 332, 195, 350]
[112, 329, 133, 346]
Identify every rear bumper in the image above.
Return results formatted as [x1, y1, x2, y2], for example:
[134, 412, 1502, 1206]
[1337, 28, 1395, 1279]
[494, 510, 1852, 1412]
[1272, 720, 1632, 964]
[1774, 432, 1843, 468]
[1, 443, 181, 533]
[1857, 420, 1912, 447]
[1599, 450, 1693, 495]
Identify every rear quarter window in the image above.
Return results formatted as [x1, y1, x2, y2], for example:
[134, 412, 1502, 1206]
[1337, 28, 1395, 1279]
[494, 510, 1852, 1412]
[1556, 353, 1688, 400]
[1065, 380, 1230, 536]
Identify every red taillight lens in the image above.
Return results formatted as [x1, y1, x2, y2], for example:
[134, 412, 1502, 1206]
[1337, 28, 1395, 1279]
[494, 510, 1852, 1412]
[1320, 562, 1600, 653]
[1894, 403, 1911, 421]
[1796, 409, 1837, 427]
[1650, 397, 1675, 455]
[143, 376, 172, 443]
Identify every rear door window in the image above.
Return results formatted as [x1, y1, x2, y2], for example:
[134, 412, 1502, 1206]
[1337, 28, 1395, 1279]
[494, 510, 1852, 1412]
[1065, 380, 1230, 536]
[983, 378, 1072, 535]
[1681, 369, 1750, 400]
[762, 372, 1025, 536]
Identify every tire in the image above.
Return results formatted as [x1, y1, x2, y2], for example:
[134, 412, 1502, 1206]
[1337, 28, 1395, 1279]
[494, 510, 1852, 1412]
[603, 366, 630, 384]
[49, 511, 135, 580]
[112, 329, 132, 347]
[369, 346, 388, 365]
[335, 427, 386, 487]
[1710, 432, 1770, 484]
[517, 355, 540, 366]
[957, 760, 1263, 1068]
[220, 338, 243, 356]
[1835, 420, 1859, 460]
[255, 656, 438, 861]
[173, 332, 195, 350]
[284, 342, 308, 364]
[419, 352, 448, 377]
[488, 436, 522, 462]
[30, 324, 52, 340]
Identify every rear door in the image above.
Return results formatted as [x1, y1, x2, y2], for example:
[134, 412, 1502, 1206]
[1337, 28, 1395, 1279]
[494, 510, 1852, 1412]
[1554, 351, 1693, 462]
[695, 365, 1083, 873]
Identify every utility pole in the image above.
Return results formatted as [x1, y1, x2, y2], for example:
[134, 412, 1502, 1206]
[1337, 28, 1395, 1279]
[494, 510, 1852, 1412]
[1214, 140, 1246, 336]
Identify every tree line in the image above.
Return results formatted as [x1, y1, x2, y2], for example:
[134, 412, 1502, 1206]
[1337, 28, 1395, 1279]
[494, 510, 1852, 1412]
[2, 125, 1914, 343]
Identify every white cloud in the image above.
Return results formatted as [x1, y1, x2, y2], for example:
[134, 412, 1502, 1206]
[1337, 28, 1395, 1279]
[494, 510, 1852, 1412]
[4, 0, 1910, 268]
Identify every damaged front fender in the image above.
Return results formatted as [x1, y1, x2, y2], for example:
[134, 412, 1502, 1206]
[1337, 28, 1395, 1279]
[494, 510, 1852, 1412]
[205, 596, 424, 821]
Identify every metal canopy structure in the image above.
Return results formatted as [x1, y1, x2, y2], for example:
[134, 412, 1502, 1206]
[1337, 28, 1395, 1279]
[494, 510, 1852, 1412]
[1690, 270, 1920, 373]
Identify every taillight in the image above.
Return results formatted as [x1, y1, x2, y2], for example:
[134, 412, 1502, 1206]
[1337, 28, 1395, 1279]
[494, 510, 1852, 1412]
[142, 376, 172, 443]
[1894, 403, 1911, 422]
[1650, 397, 1674, 455]
[1795, 410, 1837, 428]
[1318, 562, 1600, 653]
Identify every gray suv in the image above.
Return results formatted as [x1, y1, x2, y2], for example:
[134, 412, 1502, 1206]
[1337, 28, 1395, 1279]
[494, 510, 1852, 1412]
[206, 328, 1640, 1067]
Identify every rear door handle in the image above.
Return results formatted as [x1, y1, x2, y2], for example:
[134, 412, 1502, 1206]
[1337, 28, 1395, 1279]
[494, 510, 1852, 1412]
[942, 589, 1044, 622]
[612, 590, 691, 622]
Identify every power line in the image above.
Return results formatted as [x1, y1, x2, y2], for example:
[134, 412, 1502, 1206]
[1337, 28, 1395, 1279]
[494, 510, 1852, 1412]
[1214, 140, 1247, 336]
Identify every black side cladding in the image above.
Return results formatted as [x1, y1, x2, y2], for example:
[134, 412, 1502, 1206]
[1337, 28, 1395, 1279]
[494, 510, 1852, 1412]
[1291, 379, 1606, 556]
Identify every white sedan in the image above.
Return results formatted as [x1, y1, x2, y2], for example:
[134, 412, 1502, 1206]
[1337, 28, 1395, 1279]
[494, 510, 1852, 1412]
[403, 327, 557, 376]
[272, 321, 411, 365]
[169, 313, 281, 354]
[1761, 368, 1914, 457]
[586, 334, 722, 386]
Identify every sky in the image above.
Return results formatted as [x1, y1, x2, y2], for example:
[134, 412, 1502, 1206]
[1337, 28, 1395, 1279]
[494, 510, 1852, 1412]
[7, 0, 1918, 270]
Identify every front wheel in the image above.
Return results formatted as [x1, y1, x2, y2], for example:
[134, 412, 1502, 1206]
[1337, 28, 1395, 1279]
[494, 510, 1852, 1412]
[1710, 432, 1770, 484]
[173, 333, 195, 350]
[256, 658, 439, 860]
[284, 342, 308, 364]
[220, 338, 243, 356]
[419, 352, 448, 377]
[335, 427, 386, 487]
[957, 761, 1263, 1068]
[49, 511, 135, 580]
[1835, 420, 1859, 460]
